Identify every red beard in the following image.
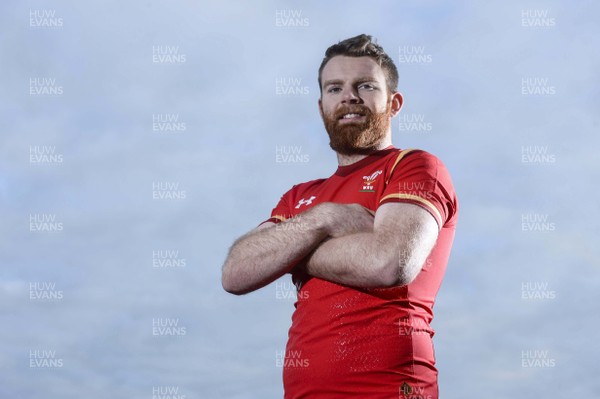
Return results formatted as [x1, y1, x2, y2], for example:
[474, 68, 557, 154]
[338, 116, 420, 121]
[322, 102, 392, 155]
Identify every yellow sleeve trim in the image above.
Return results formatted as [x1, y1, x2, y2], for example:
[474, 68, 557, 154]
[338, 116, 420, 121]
[379, 193, 442, 228]
[272, 215, 287, 222]
[386, 148, 417, 184]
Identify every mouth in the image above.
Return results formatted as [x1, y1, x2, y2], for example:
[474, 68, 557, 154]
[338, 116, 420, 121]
[338, 113, 366, 122]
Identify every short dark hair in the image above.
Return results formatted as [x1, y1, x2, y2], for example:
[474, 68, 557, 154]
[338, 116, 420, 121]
[318, 34, 398, 95]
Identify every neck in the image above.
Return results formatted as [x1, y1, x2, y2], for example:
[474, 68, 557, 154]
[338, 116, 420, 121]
[336, 137, 393, 167]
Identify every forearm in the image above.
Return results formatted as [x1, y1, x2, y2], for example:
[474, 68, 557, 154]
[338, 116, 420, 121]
[222, 206, 332, 295]
[304, 232, 395, 288]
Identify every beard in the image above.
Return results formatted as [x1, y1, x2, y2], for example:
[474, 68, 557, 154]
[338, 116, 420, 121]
[322, 101, 392, 156]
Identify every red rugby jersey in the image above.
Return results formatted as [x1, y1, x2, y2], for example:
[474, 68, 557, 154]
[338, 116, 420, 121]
[262, 146, 458, 399]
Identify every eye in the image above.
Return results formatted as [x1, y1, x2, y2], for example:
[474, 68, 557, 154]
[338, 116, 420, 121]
[358, 83, 375, 90]
[327, 86, 341, 93]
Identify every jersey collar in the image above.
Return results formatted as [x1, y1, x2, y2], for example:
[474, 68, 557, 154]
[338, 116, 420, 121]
[334, 145, 396, 177]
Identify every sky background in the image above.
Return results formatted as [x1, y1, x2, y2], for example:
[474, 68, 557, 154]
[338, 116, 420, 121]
[1, 0, 599, 398]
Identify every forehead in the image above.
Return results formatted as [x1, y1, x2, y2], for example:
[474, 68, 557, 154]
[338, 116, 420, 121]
[321, 56, 386, 84]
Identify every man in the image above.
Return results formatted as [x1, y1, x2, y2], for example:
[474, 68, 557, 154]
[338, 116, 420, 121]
[222, 34, 458, 398]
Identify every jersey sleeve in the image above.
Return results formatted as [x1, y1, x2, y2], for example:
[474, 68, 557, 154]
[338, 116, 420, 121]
[378, 149, 458, 230]
[258, 186, 295, 227]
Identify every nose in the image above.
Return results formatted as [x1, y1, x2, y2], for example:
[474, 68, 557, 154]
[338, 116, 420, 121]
[341, 87, 361, 104]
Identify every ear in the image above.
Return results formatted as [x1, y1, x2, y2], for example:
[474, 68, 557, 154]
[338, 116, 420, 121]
[389, 92, 404, 117]
[318, 98, 324, 118]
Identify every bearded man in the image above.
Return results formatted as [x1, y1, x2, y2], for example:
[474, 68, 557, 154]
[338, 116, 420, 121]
[222, 34, 459, 399]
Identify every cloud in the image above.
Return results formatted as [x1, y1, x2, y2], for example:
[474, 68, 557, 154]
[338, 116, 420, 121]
[2, 0, 599, 397]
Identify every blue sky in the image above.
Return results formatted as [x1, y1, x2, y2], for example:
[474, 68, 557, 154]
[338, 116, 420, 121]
[2, 1, 599, 398]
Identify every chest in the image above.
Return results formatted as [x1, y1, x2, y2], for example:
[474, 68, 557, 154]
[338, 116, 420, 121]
[289, 167, 389, 217]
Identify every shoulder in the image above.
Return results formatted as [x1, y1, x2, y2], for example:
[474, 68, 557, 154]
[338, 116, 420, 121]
[381, 148, 458, 226]
[383, 148, 447, 181]
[388, 148, 443, 164]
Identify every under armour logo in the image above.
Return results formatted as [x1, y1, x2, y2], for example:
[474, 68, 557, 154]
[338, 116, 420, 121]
[295, 196, 316, 209]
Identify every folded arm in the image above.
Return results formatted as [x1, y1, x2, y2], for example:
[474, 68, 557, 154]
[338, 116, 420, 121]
[221, 203, 373, 295]
[303, 202, 439, 287]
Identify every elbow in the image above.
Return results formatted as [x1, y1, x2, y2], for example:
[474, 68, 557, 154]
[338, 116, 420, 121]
[222, 278, 244, 295]
[222, 277, 249, 296]
[375, 259, 416, 288]
[375, 265, 405, 287]
[221, 262, 249, 295]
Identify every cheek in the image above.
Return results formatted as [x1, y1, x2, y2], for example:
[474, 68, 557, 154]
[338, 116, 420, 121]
[360, 91, 385, 110]
[373, 96, 390, 113]
[321, 101, 336, 116]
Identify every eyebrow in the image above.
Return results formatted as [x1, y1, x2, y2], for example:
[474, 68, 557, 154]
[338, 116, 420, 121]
[322, 77, 378, 87]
